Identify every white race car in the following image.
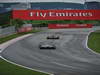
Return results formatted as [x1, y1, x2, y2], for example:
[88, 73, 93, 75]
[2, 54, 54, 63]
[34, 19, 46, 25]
[47, 35, 60, 39]
[39, 42, 56, 49]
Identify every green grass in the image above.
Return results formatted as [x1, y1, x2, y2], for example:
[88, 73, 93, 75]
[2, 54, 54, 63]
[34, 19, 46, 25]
[0, 30, 40, 44]
[88, 31, 100, 53]
[0, 29, 48, 75]
[0, 58, 48, 75]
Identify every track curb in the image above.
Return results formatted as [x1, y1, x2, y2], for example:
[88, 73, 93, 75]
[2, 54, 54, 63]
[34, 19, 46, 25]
[85, 30, 100, 56]
[0, 33, 53, 75]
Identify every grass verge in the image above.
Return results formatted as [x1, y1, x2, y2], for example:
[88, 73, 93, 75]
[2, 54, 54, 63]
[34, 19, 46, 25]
[88, 31, 100, 53]
[0, 58, 48, 75]
[0, 29, 48, 75]
[0, 29, 40, 44]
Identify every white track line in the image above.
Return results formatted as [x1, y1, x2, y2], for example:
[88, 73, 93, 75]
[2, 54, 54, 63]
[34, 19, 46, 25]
[0, 33, 53, 75]
[0, 56, 52, 75]
[0, 34, 32, 52]
[85, 30, 100, 56]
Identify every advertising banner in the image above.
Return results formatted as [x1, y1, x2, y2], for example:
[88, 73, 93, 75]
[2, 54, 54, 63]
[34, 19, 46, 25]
[12, 10, 100, 20]
[48, 24, 92, 29]
[18, 26, 33, 33]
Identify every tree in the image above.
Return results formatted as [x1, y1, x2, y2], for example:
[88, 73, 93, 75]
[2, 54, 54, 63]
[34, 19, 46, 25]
[10, 19, 24, 31]
[0, 11, 11, 28]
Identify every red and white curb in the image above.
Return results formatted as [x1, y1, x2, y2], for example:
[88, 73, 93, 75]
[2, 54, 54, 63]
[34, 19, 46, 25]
[0, 34, 54, 75]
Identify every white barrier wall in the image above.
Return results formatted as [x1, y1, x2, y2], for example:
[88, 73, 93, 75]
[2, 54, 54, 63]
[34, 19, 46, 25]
[0, 26, 16, 37]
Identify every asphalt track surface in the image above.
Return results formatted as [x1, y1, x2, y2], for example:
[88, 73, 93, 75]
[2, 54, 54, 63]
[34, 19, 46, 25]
[1, 29, 100, 75]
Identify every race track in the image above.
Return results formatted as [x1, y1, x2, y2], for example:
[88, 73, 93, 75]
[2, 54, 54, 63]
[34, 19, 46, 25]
[1, 29, 100, 75]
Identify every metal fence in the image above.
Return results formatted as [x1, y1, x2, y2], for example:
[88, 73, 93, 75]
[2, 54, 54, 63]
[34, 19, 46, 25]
[0, 26, 16, 37]
[93, 26, 100, 31]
